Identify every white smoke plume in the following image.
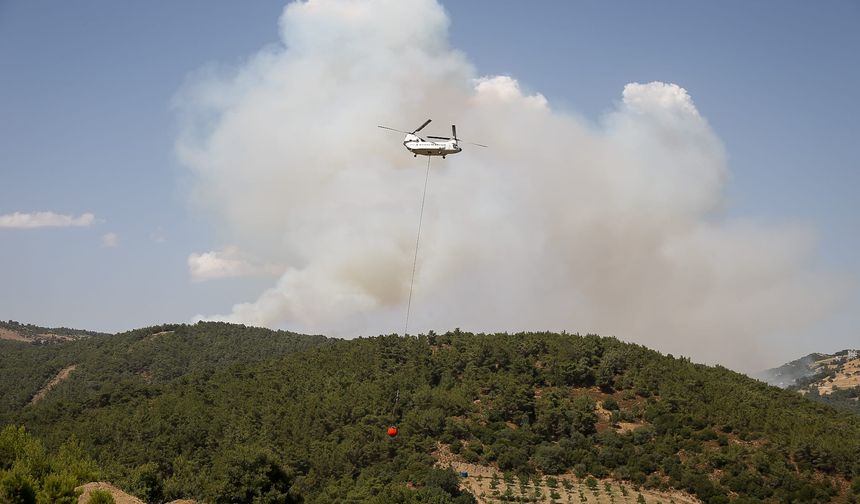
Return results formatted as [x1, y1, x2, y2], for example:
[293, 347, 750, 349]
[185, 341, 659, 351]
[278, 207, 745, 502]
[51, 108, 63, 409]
[176, 0, 839, 370]
[188, 246, 282, 282]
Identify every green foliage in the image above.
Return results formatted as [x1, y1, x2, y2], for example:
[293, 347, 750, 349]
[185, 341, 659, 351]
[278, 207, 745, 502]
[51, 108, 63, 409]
[0, 425, 48, 478]
[124, 463, 163, 503]
[495, 446, 528, 472]
[1, 327, 858, 502]
[0, 426, 95, 504]
[36, 473, 79, 504]
[422, 468, 460, 496]
[0, 322, 326, 418]
[162, 456, 204, 501]
[534, 444, 566, 474]
[86, 489, 115, 504]
[209, 447, 298, 504]
[569, 396, 598, 436]
[0, 468, 37, 504]
[52, 438, 98, 484]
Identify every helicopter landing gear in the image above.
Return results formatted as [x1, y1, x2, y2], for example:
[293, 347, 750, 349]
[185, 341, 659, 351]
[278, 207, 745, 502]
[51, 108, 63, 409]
[442, 155, 446, 159]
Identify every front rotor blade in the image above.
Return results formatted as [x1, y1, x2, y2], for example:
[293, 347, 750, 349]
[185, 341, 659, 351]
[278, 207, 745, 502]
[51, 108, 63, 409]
[378, 125, 409, 134]
[412, 119, 432, 134]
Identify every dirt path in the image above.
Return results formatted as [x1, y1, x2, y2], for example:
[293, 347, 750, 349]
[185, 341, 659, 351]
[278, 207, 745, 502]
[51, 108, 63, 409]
[29, 364, 77, 405]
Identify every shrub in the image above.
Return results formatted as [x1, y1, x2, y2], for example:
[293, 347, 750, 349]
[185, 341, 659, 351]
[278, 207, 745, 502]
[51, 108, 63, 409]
[423, 468, 460, 496]
[87, 489, 116, 504]
[37, 473, 79, 504]
[209, 448, 297, 504]
[0, 469, 37, 504]
[535, 445, 567, 475]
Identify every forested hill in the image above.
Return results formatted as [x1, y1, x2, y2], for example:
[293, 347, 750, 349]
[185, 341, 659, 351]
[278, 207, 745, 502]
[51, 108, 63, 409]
[0, 322, 327, 418]
[2, 327, 860, 503]
[760, 349, 860, 415]
[0, 319, 110, 343]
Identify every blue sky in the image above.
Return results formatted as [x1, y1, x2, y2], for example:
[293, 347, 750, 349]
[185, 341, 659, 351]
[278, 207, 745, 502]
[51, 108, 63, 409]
[1, 1, 857, 365]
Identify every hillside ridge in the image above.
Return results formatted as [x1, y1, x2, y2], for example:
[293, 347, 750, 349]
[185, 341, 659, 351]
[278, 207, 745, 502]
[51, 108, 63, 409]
[0, 319, 110, 343]
[760, 348, 860, 415]
[2, 326, 860, 503]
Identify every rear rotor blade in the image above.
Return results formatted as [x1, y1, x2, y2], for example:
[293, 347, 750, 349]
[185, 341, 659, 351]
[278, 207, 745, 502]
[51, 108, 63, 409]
[426, 135, 452, 140]
[378, 125, 409, 134]
[452, 124, 457, 141]
[412, 119, 432, 134]
[462, 141, 488, 147]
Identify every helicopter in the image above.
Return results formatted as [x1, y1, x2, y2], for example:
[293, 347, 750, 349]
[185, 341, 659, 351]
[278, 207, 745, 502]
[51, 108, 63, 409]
[378, 119, 486, 158]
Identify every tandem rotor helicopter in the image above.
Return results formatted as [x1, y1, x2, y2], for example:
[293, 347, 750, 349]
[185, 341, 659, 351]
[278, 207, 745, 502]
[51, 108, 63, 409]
[378, 119, 487, 158]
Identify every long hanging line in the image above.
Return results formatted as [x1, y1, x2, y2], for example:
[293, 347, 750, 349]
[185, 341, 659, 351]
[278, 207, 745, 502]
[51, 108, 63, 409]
[404, 155, 431, 335]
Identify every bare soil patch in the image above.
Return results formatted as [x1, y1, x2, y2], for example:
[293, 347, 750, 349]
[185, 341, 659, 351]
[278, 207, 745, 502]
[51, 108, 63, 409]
[616, 421, 646, 433]
[77, 482, 144, 504]
[0, 327, 28, 341]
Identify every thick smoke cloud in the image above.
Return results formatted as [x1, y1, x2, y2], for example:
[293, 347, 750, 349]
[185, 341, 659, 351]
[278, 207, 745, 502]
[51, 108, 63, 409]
[177, 0, 838, 370]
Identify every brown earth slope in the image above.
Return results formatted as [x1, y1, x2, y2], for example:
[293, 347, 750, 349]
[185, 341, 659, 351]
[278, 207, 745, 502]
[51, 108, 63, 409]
[0, 327, 29, 342]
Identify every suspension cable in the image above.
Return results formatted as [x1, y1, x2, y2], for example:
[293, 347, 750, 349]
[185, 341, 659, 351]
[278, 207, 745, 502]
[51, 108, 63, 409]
[404, 155, 431, 335]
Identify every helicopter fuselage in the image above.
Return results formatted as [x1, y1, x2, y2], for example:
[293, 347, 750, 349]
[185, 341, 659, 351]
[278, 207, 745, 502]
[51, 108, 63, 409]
[403, 134, 461, 158]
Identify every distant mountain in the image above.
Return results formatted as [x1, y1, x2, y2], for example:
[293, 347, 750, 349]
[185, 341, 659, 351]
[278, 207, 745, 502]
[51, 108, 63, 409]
[758, 349, 860, 415]
[3, 326, 860, 503]
[0, 319, 110, 343]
